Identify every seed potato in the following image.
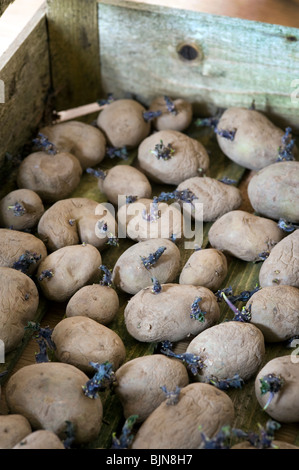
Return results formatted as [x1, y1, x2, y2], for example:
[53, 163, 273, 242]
[117, 197, 183, 242]
[37, 197, 117, 252]
[176, 176, 242, 222]
[97, 164, 152, 206]
[0, 188, 44, 230]
[114, 354, 189, 422]
[5, 362, 103, 444]
[259, 229, 299, 288]
[216, 107, 296, 170]
[52, 316, 126, 374]
[137, 130, 210, 185]
[66, 284, 119, 325]
[40, 120, 107, 170]
[0, 414, 32, 449]
[13, 430, 65, 449]
[248, 161, 299, 223]
[0, 267, 39, 353]
[148, 96, 193, 132]
[36, 244, 102, 302]
[186, 321, 265, 381]
[97, 99, 151, 148]
[255, 355, 299, 423]
[208, 210, 285, 262]
[131, 383, 235, 449]
[124, 283, 220, 343]
[179, 248, 228, 291]
[17, 151, 82, 203]
[112, 238, 181, 295]
[0, 228, 47, 274]
[245, 285, 299, 342]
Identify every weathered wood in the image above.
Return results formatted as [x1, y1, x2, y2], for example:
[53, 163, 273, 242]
[46, 0, 102, 112]
[0, 2, 50, 179]
[98, 0, 299, 130]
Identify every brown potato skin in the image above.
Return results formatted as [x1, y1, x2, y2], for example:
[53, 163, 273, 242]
[176, 176, 242, 222]
[208, 210, 285, 262]
[246, 285, 299, 342]
[131, 383, 235, 449]
[124, 283, 220, 343]
[259, 230, 299, 288]
[97, 99, 151, 148]
[97, 165, 152, 206]
[112, 238, 181, 295]
[216, 107, 291, 170]
[13, 430, 65, 449]
[248, 161, 299, 223]
[0, 267, 39, 353]
[52, 316, 126, 373]
[187, 321, 265, 381]
[114, 354, 189, 422]
[179, 248, 228, 291]
[66, 284, 119, 325]
[40, 120, 107, 170]
[37, 197, 117, 252]
[5, 362, 103, 444]
[0, 415, 32, 449]
[0, 229, 47, 274]
[17, 151, 82, 203]
[255, 355, 299, 423]
[149, 96, 193, 132]
[137, 130, 210, 185]
[0, 189, 44, 230]
[117, 198, 183, 242]
[36, 244, 102, 302]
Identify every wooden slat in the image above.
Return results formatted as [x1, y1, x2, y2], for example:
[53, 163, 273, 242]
[0, 0, 50, 177]
[98, 0, 299, 131]
[46, 0, 102, 112]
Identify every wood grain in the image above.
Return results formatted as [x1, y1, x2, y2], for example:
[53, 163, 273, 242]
[98, 0, 299, 131]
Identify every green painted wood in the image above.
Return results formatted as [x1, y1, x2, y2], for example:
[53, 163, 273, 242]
[98, 0, 299, 131]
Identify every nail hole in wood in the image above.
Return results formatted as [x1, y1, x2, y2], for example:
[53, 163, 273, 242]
[177, 44, 200, 61]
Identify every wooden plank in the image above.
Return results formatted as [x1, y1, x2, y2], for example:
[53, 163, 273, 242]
[46, 0, 102, 112]
[98, 0, 299, 130]
[0, 1, 50, 179]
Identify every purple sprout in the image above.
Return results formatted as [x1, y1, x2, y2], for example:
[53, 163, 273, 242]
[206, 374, 244, 391]
[140, 246, 167, 270]
[86, 167, 107, 180]
[38, 269, 54, 281]
[111, 415, 139, 449]
[285, 335, 299, 348]
[35, 338, 50, 363]
[256, 251, 270, 262]
[277, 218, 298, 233]
[143, 110, 162, 122]
[160, 385, 181, 405]
[159, 340, 205, 375]
[150, 139, 175, 160]
[220, 292, 252, 322]
[277, 127, 296, 162]
[106, 146, 128, 160]
[97, 93, 115, 106]
[194, 117, 219, 129]
[12, 251, 41, 274]
[194, 115, 236, 140]
[215, 127, 237, 141]
[97, 220, 119, 247]
[199, 425, 232, 449]
[99, 265, 113, 287]
[215, 285, 260, 304]
[155, 189, 198, 206]
[62, 421, 76, 449]
[7, 201, 27, 217]
[32, 133, 58, 155]
[82, 361, 116, 399]
[232, 420, 281, 449]
[68, 218, 76, 226]
[190, 297, 207, 322]
[126, 195, 138, 204]
[142, 197, 161, 222]
[218, 177, 237, 185]
[164, 96, 178, 115]
[151, 277, 162, 294]
[25, 321, 56, 363]
[259, 373, 285, 410]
